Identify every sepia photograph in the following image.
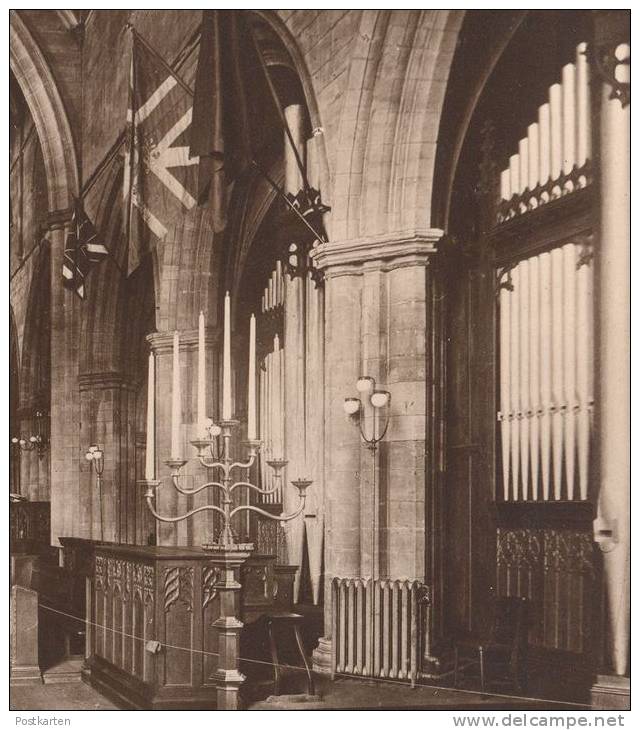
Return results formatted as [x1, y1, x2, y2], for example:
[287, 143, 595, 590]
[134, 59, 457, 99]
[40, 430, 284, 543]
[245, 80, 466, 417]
[8, 5, 631, 718]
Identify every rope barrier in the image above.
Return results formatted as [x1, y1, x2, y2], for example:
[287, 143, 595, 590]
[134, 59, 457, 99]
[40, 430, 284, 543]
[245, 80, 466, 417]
[37, 603, 590, 709]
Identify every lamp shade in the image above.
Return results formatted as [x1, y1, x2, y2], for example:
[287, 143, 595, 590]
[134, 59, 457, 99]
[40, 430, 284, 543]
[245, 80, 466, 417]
[371, 390, 390, 408]
[356, 376, 375, 393]
[343, 397, 361, 415]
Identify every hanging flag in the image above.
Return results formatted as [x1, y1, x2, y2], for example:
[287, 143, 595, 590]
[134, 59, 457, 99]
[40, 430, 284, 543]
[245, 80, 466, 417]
[124, 32, 199, 276]
[62, 197, 108, 299]
[189, 10, 280, 228]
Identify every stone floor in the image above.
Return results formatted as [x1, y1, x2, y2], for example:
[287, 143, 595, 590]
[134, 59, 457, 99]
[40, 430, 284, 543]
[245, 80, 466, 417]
[11, 680, 118, 711]
[247, 673, 577, 711]
[11, 670, 577, 712]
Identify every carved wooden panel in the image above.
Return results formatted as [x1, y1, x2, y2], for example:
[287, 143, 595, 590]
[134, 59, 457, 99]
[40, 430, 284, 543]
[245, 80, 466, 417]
[89, 545, 293, 709]
[497, 527, 596, 654]
[93, 554, 155, 681]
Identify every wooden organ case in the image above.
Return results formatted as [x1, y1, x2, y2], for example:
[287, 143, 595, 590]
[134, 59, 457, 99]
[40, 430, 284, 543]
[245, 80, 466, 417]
[444, 18, 601, 704]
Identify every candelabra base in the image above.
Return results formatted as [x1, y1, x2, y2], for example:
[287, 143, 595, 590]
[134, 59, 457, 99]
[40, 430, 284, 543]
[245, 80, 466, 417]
[205, 542, 254, 709]
[201, 542, 255, 553]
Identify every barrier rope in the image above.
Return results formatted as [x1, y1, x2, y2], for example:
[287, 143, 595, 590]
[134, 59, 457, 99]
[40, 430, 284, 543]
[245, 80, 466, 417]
[37, 603, 590, 709]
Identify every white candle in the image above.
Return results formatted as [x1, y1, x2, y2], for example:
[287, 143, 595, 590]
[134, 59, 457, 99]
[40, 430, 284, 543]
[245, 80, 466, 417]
[248, 314, 256, 440]
[197, 311, 206, 434]
[222, 292, 232, 420]
[145, 351, 155, 480]
[171, 330, 181, 459]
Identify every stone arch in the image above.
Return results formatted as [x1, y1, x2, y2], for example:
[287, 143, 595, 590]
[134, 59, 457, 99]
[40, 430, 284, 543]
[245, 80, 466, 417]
[9, 11, 79, 212]
[329, 9, 465, 242]
[430, 11, 525, 229]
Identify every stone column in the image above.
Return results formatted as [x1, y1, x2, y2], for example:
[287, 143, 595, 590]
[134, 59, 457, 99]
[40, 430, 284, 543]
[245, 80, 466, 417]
[592, 11, 630, 700]
[48, 211, 81, 546]
[311, 230, 442, 671]
[147, 328, 218, 547]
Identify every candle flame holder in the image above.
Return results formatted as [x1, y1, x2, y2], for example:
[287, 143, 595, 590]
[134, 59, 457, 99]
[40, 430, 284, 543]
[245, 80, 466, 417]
[139, 420, 310, 550]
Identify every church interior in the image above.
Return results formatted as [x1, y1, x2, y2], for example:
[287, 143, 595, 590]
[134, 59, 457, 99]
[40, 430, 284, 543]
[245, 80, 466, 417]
[9, 8, 630, 712]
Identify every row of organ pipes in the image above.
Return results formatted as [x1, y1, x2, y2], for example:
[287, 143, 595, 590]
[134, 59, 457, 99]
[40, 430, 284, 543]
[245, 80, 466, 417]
[497, 42, 594, 501]
[498, 245, 593, 502]
[255, 103, 325, 602]
[499, 42, 591, 218]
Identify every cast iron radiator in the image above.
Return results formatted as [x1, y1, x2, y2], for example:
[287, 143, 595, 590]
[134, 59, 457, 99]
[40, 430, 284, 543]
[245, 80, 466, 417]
[331, 577, 429, 687]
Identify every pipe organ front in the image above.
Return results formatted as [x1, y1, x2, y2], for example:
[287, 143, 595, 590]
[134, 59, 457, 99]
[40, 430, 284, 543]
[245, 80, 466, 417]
[495, 41, 594, 505]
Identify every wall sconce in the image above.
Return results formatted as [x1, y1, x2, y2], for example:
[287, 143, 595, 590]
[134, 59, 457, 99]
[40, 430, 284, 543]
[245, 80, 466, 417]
[343, 376, 391, 453]
[85, 444, 105, 541]
[11, 409, 49, 459]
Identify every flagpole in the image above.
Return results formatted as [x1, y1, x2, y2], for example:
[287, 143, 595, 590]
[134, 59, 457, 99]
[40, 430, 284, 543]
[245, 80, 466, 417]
[246, 19, 311, 197]
[125, 23, 194, 97]
[251, 160, 326, 244]
[80, 131, 126, 197]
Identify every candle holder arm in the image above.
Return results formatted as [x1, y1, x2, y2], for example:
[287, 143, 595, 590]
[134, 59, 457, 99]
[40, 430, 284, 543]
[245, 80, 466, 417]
[229, 452, 258, 472]
[196, 457, 228, 471]
[230, 497, 306, 524]
[228, 480, 280, 496]
[171, 475, 226, 496]
[145, 497, 226, 523]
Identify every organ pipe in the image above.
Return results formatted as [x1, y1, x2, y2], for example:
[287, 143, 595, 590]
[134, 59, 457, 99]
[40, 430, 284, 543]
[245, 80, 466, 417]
[498, 244, 592, 502]
[498, 43, 592, 215]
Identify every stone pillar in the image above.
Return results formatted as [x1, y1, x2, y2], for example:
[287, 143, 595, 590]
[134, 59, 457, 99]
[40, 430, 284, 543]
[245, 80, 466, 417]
[592, 11, 630, 698]
[48, 212, 81, 546]
[311, 230, 442, 671]
[147, 328, 218, 547]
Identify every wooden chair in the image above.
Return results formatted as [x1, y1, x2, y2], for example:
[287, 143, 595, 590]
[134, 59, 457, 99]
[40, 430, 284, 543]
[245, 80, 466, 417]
[453, 596, 529, 693]
[264, 612, 315, 696]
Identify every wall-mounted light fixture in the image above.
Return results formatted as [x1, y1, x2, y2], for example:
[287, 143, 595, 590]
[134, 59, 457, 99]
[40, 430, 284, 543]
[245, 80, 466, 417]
[344, 376, 391, 453]
[11, 409, 49, 459]
[85, 444, 105, 541]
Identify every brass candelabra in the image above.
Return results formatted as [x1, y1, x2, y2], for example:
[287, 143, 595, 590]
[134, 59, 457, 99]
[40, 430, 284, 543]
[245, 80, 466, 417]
[139, 420, 311, 551]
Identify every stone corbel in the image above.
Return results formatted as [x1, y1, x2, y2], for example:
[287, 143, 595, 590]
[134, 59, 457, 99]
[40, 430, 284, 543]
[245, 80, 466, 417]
[311, 229, 444, 278]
